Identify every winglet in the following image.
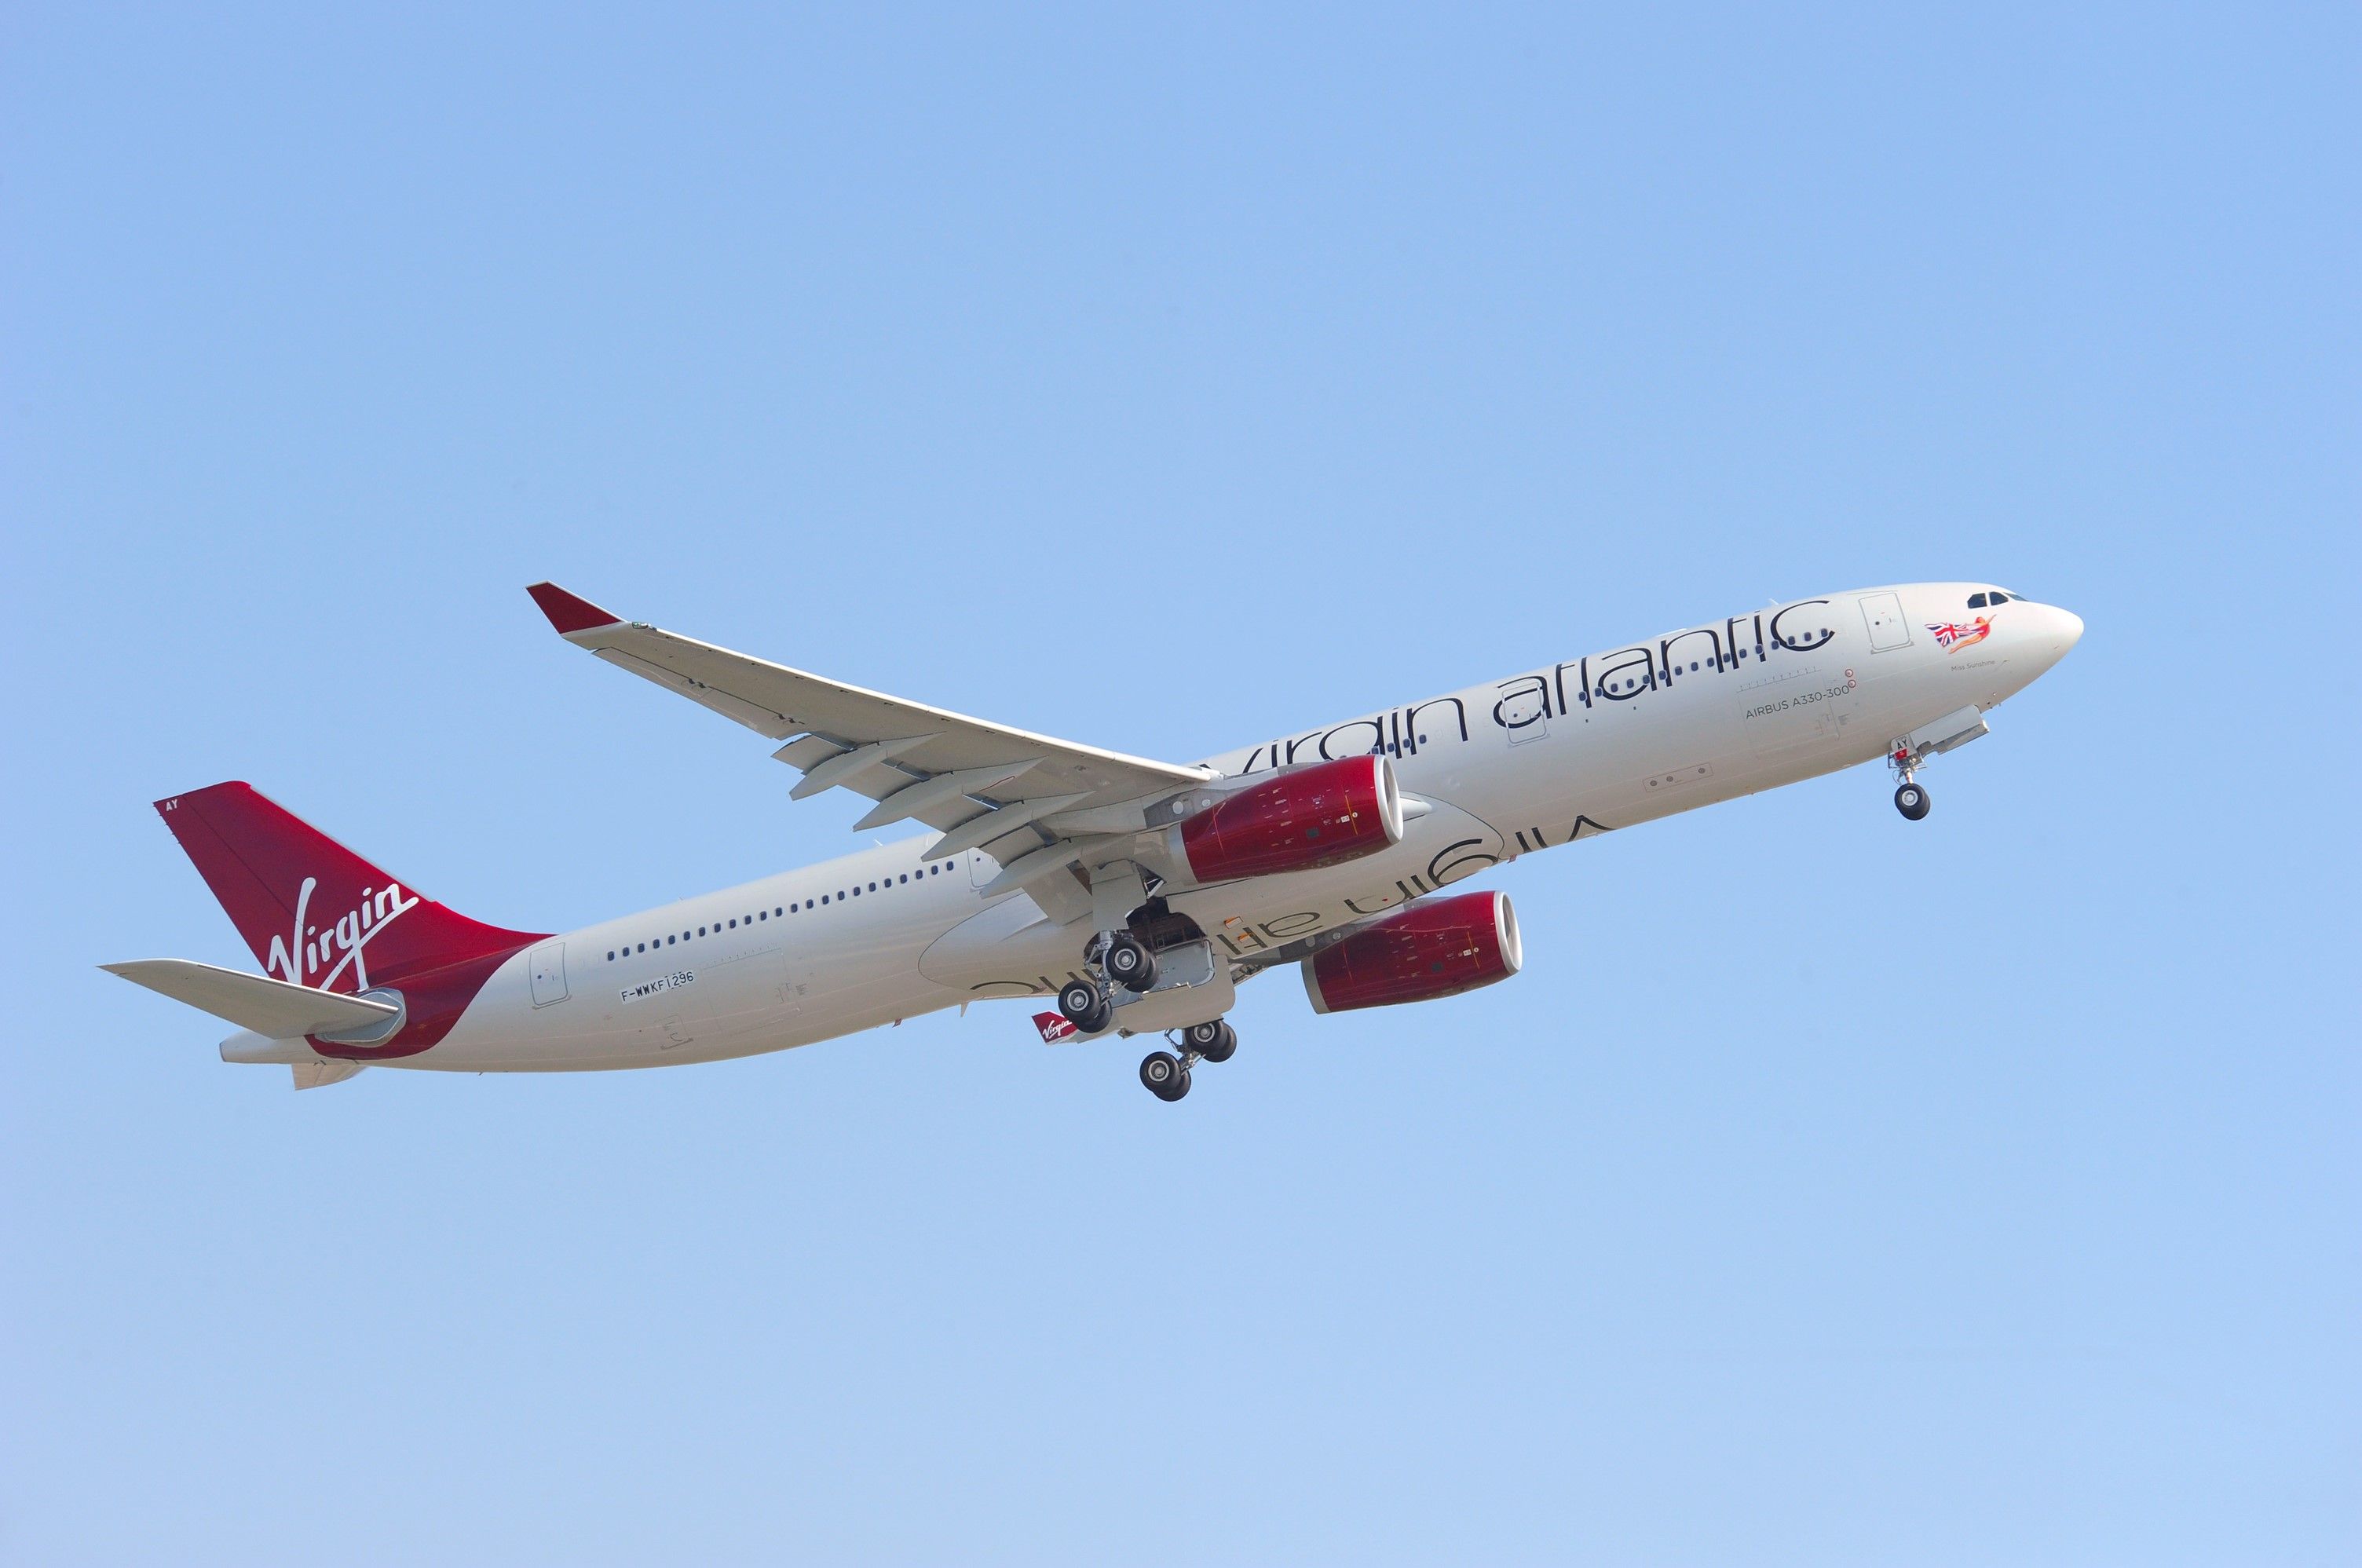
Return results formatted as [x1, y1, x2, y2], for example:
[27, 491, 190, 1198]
[526, 581, 623, 635]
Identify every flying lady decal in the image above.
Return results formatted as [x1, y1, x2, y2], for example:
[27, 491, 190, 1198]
[1927, 616, 1994, 653]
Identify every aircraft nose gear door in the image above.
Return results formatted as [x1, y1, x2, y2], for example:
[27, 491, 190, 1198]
[528, 941, 569, 1007]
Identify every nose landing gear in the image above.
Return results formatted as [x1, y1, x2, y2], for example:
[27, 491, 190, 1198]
[1886, 706, 1994, 821]
[1889, 745, 1934, 820]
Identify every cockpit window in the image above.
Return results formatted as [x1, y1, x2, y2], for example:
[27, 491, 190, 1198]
[1990, 590, 2011, 604]
[1968, 592, 1988, 609]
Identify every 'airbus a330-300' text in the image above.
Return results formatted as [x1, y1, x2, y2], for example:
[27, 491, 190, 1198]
[107, 581, 2081, 1098]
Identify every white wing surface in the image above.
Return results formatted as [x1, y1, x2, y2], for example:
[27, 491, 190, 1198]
[528, 583, 1212, 921]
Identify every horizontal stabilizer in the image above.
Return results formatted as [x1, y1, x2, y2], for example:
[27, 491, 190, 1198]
[101, 959, 400, 1040]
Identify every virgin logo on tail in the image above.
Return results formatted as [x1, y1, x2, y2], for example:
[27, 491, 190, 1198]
[265, 877, 420, 992]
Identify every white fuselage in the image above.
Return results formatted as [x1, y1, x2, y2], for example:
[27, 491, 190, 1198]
[323, 583, 2081, 1071]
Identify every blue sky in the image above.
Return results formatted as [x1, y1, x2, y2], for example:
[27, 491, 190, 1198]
[4, 4, 2355, 1563]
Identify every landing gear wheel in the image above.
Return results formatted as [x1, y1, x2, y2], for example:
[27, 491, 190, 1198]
[1894, 781, 1932, 821]
[1059, 980, 1111, 1034]
[1184, 1019, 1237, 1064]
[1104, 934, 1157, 993]
[1139, 1050, 1190, 1101]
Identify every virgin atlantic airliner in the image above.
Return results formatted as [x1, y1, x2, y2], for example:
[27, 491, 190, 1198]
[106, 582, 2081, 1098]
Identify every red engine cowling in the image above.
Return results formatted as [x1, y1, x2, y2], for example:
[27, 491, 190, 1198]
[1300, 890, 1522, 1014]
[1167, 755, 1405, 884]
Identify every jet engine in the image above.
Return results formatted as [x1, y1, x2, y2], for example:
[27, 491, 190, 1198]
[1165, 755, 1405, 884]
[1300, 889, 1522, 1014]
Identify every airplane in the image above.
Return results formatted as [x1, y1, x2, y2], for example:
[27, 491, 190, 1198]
[104, 581, 2081, 1099]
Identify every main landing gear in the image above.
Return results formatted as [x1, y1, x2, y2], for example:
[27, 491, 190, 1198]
[1057, 978, 1113, 1035]
[1064, 923, 1235, 1102]
[1058, 927, 1161, 1036]
[1101, 930, 1157, 992]
[1139, 1018, 1238, 1103]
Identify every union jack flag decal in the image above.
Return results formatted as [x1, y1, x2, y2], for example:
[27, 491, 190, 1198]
[1926, 616, 1994, 652]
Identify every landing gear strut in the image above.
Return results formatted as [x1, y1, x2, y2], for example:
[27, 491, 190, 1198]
[1141, 1018, 1237, 1102]
[1889, 746, 1933, 821]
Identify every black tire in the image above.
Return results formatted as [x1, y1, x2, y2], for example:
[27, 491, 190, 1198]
[1894, 782, 1932, 821]
[1186, 1019, 1237, 1064]
[1139, 1050, 1186, 1099]
[1105, 934, 1158, 993]
[1059, 979, 1104, 1026]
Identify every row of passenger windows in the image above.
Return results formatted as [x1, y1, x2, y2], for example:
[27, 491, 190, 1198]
[1592, 634, 1831, 696]
[607, 861, 960, 961]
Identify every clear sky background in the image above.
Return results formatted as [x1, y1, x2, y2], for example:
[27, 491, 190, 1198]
[4, 5, 2355, 1563]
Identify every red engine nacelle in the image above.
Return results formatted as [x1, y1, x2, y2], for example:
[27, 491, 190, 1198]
[1166, 755, 1405, 884]
[1300, 890, 1522, 1014]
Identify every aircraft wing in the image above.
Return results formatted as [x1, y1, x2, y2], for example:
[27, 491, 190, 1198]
[528, 583, 1213, 921]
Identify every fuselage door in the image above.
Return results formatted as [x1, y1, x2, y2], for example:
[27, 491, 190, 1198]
[528, 941, 569, 1007]
[1860, 592, 1912, 652]
[1499, 685, 1549, 746]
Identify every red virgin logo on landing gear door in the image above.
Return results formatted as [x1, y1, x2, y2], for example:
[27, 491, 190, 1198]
[1033, 1013, 1080, 1044]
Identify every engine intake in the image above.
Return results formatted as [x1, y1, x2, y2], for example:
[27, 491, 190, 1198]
[1300, 890, 1522, 1014]
[1168, 755, 1404, 885]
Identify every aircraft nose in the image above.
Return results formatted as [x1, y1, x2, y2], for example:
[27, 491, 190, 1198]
[2038, 604, 2084, 665]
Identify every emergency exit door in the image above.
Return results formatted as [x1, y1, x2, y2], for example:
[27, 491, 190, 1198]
[528, 941, 569, 1007]
[1859, 592, 1912, 652]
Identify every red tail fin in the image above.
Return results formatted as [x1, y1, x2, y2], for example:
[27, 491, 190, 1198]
[155, 782, 543, 995]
